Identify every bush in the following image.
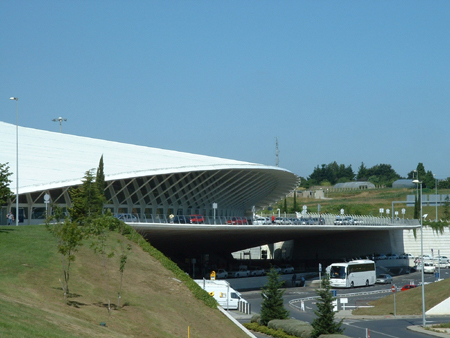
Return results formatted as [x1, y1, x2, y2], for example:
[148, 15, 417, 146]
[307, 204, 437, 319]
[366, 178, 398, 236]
[243, 322, 297, 338]
[251, 314, 261, 324]
[269, 319, 313, 338]
[319, 335, 352, 338]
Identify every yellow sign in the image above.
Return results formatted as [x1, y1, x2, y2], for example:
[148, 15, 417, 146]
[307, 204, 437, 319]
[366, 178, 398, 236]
[209, 291, 214, 296]
[210, 271, 216, 280]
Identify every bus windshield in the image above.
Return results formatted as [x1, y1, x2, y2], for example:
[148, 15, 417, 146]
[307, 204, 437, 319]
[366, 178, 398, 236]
[330, 266, 346, 279]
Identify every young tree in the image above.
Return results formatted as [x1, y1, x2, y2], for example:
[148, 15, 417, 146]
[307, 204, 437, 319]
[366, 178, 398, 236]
[0, 162, 13, 206]
[46, 218, 84, 300]
[117, 233, 132, 308]
[260, 268, 289, 325]
[89, 213, 116, 314]
[311, 276, 344, 338]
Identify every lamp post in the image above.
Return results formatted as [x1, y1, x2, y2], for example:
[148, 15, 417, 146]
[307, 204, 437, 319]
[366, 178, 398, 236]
[9, 97, 19, 226]
[52, 117, 67, 133]
[413, 179, 426, 327]
[434, 174, 438, 222]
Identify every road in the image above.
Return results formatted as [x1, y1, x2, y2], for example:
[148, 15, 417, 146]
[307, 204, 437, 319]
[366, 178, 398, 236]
[237, 269, 450, 338]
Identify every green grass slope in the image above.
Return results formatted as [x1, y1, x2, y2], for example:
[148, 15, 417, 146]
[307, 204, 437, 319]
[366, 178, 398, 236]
[353, 278, 450, 316]
[0, 225, 249, 338]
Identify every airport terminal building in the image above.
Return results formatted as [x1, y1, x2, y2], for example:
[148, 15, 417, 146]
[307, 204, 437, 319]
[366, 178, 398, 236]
[0, 121, 298, 225]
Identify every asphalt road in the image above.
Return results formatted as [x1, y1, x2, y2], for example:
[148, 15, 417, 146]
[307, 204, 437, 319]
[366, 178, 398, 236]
[237, 269, 450, 338]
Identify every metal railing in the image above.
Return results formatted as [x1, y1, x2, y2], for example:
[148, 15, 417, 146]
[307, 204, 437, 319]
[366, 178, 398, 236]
[118, 212, 420, 226]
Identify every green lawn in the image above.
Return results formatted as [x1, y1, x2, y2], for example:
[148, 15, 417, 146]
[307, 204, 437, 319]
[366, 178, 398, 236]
[0, 225, 250, 338]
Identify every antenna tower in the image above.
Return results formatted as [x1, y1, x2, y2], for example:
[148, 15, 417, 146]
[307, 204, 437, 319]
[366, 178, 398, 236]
[276, 137, 279, 167]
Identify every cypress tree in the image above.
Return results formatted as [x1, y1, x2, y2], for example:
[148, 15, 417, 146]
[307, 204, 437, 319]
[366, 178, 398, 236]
[96, 155, 106, 201]
[311, 275, 344, 337]
[260, 268, 289, 326]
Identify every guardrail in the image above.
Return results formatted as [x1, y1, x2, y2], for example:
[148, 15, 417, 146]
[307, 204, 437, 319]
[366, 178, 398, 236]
[117, 213, 420, 226]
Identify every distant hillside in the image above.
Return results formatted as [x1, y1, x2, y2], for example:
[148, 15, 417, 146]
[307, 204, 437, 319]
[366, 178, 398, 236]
[0, 225, 249, 338]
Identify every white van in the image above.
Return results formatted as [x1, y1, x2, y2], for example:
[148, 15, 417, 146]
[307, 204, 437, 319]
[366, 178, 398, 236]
[194, 279, 246, 310]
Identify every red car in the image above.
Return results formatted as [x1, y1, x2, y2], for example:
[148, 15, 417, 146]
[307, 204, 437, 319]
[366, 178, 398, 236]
[189, 214, 205, 224]
[401, 284, 417, 291]
[227, 217, 248, 225]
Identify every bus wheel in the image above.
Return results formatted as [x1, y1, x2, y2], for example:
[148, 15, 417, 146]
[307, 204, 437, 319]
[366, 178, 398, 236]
[350, 281, 354, 288]
[365, 280, 369, 287]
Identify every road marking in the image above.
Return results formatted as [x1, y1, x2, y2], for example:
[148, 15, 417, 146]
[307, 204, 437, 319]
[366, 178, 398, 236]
[344, 322, 402, 338]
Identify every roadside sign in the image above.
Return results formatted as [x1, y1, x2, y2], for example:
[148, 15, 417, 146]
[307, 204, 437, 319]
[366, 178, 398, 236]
[210, 271, 216, 280]
[391, 285, 396, 293]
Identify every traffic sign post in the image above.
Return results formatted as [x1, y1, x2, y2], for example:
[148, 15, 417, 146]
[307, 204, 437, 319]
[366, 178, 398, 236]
[318, 263, 322, 287]
[392, 284, 396, 317]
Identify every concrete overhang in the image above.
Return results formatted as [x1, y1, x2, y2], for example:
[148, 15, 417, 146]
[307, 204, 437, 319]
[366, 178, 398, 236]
[133, 223, 421, 256]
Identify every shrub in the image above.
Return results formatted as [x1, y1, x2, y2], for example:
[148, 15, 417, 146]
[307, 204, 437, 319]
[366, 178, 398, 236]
[251, 314, 261, 324]
[269, 319, 313, 338]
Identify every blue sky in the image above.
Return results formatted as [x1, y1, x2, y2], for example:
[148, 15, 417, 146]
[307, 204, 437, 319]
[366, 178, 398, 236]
[2, 1, 449, 179]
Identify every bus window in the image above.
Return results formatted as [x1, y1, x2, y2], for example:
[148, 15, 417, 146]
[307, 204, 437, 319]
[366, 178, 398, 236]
[330, 266, 346, 279]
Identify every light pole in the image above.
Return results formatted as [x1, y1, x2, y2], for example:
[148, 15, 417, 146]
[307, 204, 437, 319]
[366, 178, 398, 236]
[434, 174, 438, 222]
[52, 117, 67, 132]
[9, 97, 19, 226]
[413, 179, 426, 327]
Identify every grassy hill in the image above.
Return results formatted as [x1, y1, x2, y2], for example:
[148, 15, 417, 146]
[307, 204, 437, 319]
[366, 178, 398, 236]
[0, 225, 250, 338]
[353, 277, 450, 316]
[286, 187, 450, 220]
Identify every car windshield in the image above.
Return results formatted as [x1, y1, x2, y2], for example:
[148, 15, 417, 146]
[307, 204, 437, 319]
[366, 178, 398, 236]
[330, 266, 346, 279]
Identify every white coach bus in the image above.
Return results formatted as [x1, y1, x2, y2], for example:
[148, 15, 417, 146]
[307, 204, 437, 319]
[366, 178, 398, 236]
[328, 260, 376, 288]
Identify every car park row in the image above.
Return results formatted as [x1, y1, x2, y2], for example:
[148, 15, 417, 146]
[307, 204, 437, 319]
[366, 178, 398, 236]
[210, 264, 295, 279]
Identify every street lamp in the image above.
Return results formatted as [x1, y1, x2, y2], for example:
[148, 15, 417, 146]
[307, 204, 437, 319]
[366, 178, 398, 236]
[9, 97, 19, 226]
[413, 179, 426, 327]
[52, 117, 67, 133]
[434, 174, 438, 222]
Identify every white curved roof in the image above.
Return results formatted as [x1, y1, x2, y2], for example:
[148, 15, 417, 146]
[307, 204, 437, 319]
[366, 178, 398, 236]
[0, 121, 297, 195]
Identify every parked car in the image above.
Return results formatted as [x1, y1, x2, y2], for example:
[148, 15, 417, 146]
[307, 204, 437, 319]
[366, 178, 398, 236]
[387, 253, 400, 260]
[342, 217, 355, 225]
[334, 217, 343, 225]
[376, 274, 393, 284]
[232, 266, 250, 278]
[250, 266, 265, 276]
[215, 269, 228, 279]
[435, 256, 450, 268]
[269, 265, 282, 274]
[423, 262, 436, 274]
[114, 213, 138, 222]
[374, 254, 387, 260]
[253, 217, 271, 225]
[227, 217, 248, 225]
[280, 264, 294, 274]
[171, 215, 190, 224]
[401, 284, 417, 291]
[189, 214, 205, 224]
